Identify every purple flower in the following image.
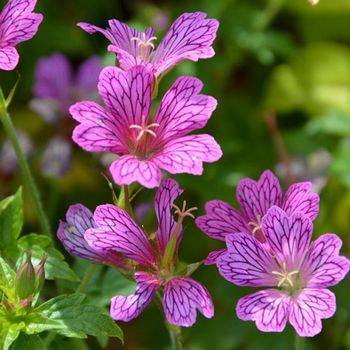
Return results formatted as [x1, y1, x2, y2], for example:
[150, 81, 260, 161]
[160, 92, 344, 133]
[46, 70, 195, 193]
[81, 179, 214, 327]
[0, 0, 43, 71]
[217, 206, 349, 337]
[196, 170, 319, 265]
[58, 203, 126, 269]
[41, 136, 72, 179]
[70, 65, 222, 188]
[78, 12, 219, 77]
[31, 53, 102, 122]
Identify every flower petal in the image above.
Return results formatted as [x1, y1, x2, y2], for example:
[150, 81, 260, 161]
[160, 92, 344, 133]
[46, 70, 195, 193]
[154, 134, 222, 175]
[97, 65, 153, 128]
[236, 170, 282, 222]
[153, 12, 219, 76]
[75, 55, 102, 93]
[0, 46, 18, 71]
[236, 289, 290, 333]
[217, 233, 277, 287]
[110, 155, 162, 189]
[154, 76, 217, 142]
[262, 206, 313, 269]
[204, 248, 227, 265]
[163, 277, 214, 327]
[196, 200, 248, 241]
[110, 272, 159, 322]
[57, 204, 124, 267]
[302, 234, 350, 288]
[70, 101, 126, 153]
[282, 182, 319, 221]
[154, 178, 183, 255]
[85, 204, 156, 267]
[289, 288, 335, 337]
[0, 0, 43, 46]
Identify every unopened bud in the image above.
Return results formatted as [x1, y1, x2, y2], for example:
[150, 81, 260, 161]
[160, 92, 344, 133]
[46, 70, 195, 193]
[15, 251, 36, 300]
[34, 254, 47, 292]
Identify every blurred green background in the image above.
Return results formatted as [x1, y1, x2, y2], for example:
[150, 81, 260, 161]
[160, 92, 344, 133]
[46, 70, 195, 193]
[1, 0, 350, 349]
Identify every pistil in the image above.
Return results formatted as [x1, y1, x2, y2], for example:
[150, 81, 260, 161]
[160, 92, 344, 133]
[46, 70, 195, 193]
[131, 34, 157, 60]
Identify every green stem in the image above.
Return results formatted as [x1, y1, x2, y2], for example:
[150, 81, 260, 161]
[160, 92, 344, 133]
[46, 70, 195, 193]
[167, 324, 184, 350]
[295, 334, 305, 350]
[77, 264, 97, 293]
[0, 91, 52, 238]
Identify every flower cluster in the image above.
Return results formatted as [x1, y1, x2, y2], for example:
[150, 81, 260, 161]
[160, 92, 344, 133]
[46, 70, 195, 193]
[198, 170, 349, 337]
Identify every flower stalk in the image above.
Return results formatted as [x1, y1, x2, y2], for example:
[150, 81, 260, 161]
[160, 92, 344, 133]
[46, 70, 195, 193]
[0, 87, 52, 238]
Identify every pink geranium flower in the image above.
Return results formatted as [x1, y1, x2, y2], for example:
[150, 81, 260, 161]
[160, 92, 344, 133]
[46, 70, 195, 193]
[69, 65, 222, 188]
[0, 0, 43, 71]
[217, 206, 349, 337]
[196, 170, 319, 264]
[78, 12, 218, 78]
[82, 179, 214, 327]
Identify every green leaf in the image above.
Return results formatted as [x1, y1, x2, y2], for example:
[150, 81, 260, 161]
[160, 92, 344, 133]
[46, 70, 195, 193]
[5, 75, 20, 109]
[0, 322, 24, 350]
[0, 188, 23, 258]
[0, 257, 16, 300]
[17, 234, 79, 282]
[11, 334, 46, 350]
[34, 294, 123, 341]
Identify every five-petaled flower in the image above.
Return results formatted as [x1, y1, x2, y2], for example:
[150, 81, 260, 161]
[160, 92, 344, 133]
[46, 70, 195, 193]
[75, 179, 213, 327]
[217, 206, 349, 337]
[0, 0, 43, 71]
[31, 53, 102, 123]
[196, 170, 319, 265]
[69, 65, 222, 188]
[77, 12, 218, 78]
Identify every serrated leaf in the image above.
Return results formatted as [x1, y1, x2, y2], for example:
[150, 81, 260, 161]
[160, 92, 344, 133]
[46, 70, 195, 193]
[0, 188, 23, 258]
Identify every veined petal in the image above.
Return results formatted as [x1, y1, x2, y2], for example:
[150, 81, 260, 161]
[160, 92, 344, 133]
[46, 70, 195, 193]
[236, 170, 282, 222]
[236, 289, 290, 333]
[110, 155, 162, 189]
[204, 248, 227, 265]
[282, 182, 319, 221]
[153, 12, 219, 76]
[154, 76, 217, 142]
[301, 234, 350, 288]
[110, 272, 159, 322]
[163, 277, 214, 327]
[97, 65, 153, 128]
[154, 134, 222, 176]
[196, 200, 248, 241]
[262, 206, 313, 269]
[0, 46, 18, 70]
[154, 178, 183, 255]
[217, 233, 277, 287]
[85, 204, 156, 267]
[289, 288, 336, 337]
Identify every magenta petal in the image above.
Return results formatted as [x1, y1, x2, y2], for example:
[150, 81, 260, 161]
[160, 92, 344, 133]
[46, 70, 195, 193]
[57, 204, 124, 267]
[236, 170, 282, 222]
[289, 288, 335, 337]
[204, 248, 227, 265]
[236, 289, 290, 333]
[282, 182, 319, 221]
[110, 272, 159, 322]
[154, 178, 183, 255]
[153, 12, 219, 76]
[155, 134, 222, 175]
[302, 234, 350, 288]
[110, 155, 162, 189]
[85, 204, 156, 267]
[196, 200, 248, 241]
[217, 233, 277, 287]
[163, 277, 214, 327]
[262, 206, 312, 269]
[97, 65, 153, 128]
[0, 46, 18, 70]
[75, 55, 102, 93]
[154, 76, 217, 143]
[70, 101, 126, 153]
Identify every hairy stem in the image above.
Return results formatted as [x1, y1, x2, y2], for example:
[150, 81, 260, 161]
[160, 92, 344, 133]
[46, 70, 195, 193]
[0, 89, 52, 238]
[77, 263, 97, 293]
[295, 334, 305, 350]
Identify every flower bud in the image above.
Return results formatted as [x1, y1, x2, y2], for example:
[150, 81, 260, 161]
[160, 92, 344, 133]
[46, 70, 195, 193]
[15, 251, 36, 300]
[34, 254, 47, 292]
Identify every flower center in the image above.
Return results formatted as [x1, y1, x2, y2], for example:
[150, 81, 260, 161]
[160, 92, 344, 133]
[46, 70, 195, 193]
[131, 34, 157, 60]
[272, 262, 300, 292]
[247, 215, 266, 243]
